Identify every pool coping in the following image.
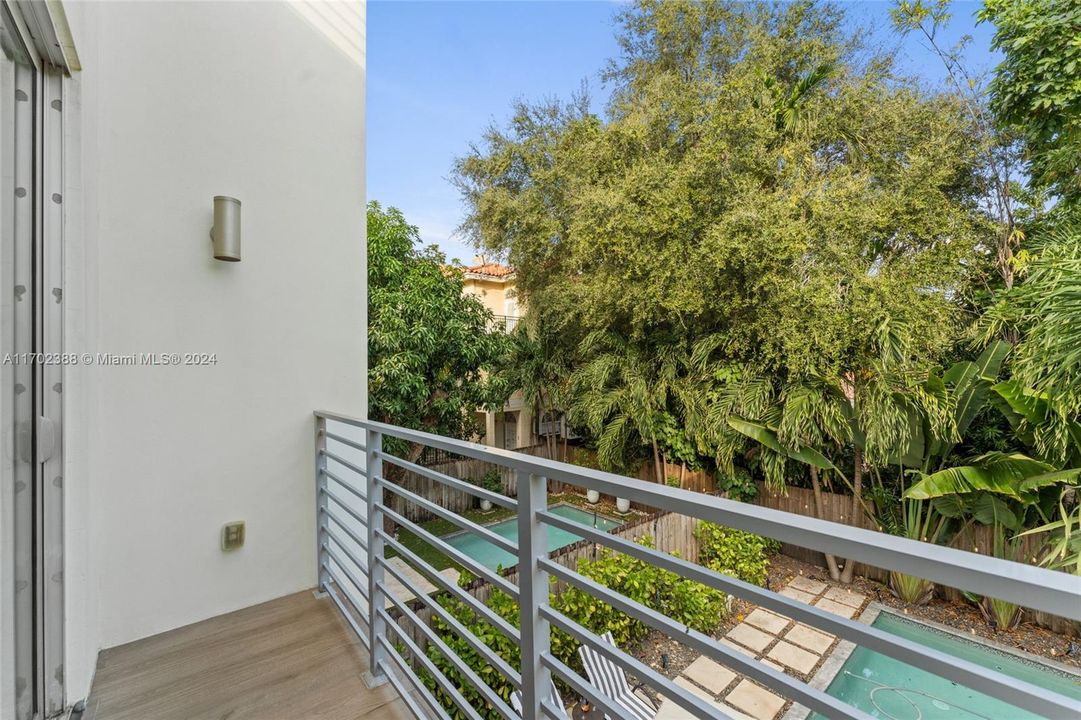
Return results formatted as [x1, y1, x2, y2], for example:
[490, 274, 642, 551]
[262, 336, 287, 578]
[781, 602, 1081, 720]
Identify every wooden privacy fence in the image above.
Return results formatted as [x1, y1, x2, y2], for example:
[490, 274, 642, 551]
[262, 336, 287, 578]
[387, 443, 715, 522]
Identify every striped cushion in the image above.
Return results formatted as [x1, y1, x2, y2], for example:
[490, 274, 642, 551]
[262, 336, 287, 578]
[512, 680, 567, 719]
[577, 632, 654, 720]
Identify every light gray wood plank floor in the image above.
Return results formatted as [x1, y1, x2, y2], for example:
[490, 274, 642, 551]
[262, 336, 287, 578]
[83, 591, 417, 720]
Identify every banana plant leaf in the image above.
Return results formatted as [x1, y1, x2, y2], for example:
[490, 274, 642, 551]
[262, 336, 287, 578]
[948, 340, 1010, 439]
[903, 452, 1055, 501]
[971, 493, 1021, 532]
[727, 416, 836, 470]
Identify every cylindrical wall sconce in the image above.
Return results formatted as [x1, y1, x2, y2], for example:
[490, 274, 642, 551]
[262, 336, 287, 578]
[210, 196, 241, 262]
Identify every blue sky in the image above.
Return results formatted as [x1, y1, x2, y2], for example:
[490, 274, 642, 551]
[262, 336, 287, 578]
[367, 1, 998, 264]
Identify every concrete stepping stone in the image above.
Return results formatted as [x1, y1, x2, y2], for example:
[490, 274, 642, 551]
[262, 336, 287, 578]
[727, 623, 774, 653]
[745, 609, 790, 635]
[673, 675, 715, 701]
[783, 624, 834, 654]
[726, 679, 786, 720]
[787, 576, 828, 595]
[779, 586, 816, 604]
[767, 640, 820, 675]
[719, 637, 755, 658]
[814, 597, 859, 619]
[681, 656, 737, 695]
[822, 586, 866, 608]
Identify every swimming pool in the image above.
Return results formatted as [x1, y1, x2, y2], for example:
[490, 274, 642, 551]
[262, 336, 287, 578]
[811, 610, 1081, 720]
[443, 503, 622, 571]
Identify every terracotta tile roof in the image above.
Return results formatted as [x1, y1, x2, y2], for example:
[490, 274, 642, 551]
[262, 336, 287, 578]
[464, 262, 514, 278]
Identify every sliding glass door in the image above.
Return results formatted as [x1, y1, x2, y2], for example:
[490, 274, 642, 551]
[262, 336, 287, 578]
[1, 5, 65, 717]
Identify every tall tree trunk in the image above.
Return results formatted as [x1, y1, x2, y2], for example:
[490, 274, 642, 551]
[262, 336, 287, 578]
[810, 466, 841, 581]
[651, 438, 664, 483]
[840, 449, 863, 584]
[679, 462, 686, 490]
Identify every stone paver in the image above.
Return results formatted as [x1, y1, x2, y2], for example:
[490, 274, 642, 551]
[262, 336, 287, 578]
[814, 597, 859, 619]
[745, 608, 790, 635]
[382, 557, 460, 609]
[674, 675, 714, 701]
[767, 640, 821, 675]
[726, 680, 786, 720]
[727, 623, 774, 653]
[779, 586, 816, 604]
[783, 624, 834, 654]
[720, 637, 755, 657]
[821, 586, 866, 608]
[682, 656, 737, 695]
[787, 575, 828, 595]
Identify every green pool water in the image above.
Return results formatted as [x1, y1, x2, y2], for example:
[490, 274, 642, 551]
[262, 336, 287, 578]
[811, 611, 1081, 720]
[443, 503, 621, 571]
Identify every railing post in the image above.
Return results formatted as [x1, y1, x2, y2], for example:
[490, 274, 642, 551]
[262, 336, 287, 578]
[366, 429, 387, 684]
[517, 470, 551, 720]
[315, 415, 328, 595]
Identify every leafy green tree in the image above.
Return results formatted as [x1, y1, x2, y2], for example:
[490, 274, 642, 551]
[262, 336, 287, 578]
[979, 0, 1081, 204]
[458, 0, 983, 375]
[368, 202, 510, 461]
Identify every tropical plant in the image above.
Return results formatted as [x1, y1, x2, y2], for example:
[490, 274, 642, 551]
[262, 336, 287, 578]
[500, 312, 573, 461]
[569, 332, 697, 482]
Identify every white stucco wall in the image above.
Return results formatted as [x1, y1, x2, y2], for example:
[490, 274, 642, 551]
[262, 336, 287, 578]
[61, 0, 365, 703]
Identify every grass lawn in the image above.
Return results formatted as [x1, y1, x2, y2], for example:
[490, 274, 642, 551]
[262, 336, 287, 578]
[389, 504, 516, 572]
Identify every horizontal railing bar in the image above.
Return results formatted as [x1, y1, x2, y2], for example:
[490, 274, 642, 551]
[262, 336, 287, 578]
[322, 466, 367, 503]
[379, 577, 517, 717]
[541, 559, 869, 720]
[379, 504, 520, 599]
[377, 528, 521, 643]
[377, 606, 487, 720]
[315, 412, 1080, 619]
[380, 478, 519, 555]
[326, 530, 370, 576]
[323, 544, 370, 602]
[323, 563, 370, 620]
[541, 605, 729, 720]
[323, 508, 368, 552]
[377, 450, 517, 510]
[539, 653, 628, 720]
[322, 486, 368, 528]
[377, 636, 454, 720]
[540, 511, 1080, 719]
[377, 554, 522, 689]
[323, 580, 369, 650]
[325, 430, 367, 454]
[322, 448, 367, 480]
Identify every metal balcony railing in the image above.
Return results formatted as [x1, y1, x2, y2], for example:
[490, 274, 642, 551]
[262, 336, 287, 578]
[491, 314, 520, 333]
[313, 410, 1081, 720]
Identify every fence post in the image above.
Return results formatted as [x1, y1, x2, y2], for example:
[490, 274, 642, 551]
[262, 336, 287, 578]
[517, 470, 551, 720]
[315, 415, 328, 594]
[366, 429, 387, 684]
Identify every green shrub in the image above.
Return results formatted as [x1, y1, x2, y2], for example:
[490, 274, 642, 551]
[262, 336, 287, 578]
[694, 522, 778, 587]
[716, 466, 757, 502]
[418, 536, 728, 719]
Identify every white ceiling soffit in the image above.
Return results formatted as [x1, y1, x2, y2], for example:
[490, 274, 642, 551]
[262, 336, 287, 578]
[9, 0, 80, 72]
[288, 0, 365, 70]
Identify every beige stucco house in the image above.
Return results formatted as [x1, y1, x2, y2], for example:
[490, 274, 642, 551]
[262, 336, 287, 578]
[461, 260, 537, 449]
